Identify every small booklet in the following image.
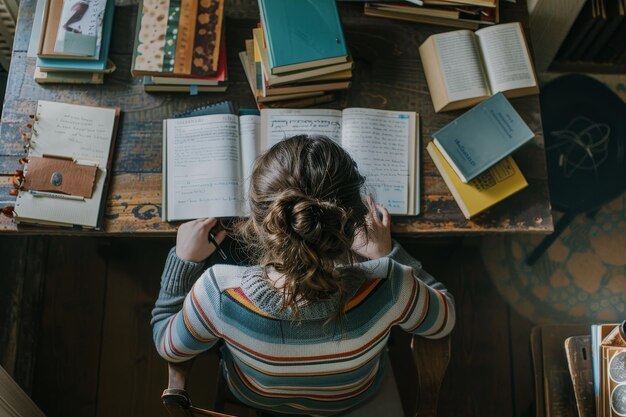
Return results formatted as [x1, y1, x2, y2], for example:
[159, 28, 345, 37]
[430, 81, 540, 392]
[431, 93, 534, 183]
[419, 22, 539, 112]
[163, 108, 420, 221]
[14, 100, 120, 229]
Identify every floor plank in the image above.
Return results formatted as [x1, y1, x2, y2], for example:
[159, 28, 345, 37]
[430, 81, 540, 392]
[437, 242, 516, 417]
[31, 237, 107, 417]
[95, 239, 218, 417]
[509, 307, 536, 417]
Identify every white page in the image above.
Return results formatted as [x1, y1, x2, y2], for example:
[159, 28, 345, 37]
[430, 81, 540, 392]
[15, 101, 116, 228]
[476, 23, 537, 93]
[341, 108, 413, 214]
[433, 30, 490, 102]
[260, 108, 343, 148]
[239, 115, 260, 207]
[165, 114, 242, 220]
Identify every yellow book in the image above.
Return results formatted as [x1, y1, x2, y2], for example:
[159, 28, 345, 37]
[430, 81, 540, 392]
[427, 142, 528, 219]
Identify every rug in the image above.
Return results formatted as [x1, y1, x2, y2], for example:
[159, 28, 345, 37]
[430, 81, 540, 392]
[481, 194, 626, 324]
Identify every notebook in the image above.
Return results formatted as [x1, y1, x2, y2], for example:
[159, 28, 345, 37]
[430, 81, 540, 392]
[14, 101, 120, 229]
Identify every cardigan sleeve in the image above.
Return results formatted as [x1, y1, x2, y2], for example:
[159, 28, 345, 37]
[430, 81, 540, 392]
[151, 247, 221, 362]
[387, 241, 456, 339]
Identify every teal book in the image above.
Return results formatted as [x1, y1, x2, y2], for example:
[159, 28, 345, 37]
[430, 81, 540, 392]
[36, 0, 114, 72]
[259, 0, 348, 74]
[432, 92, 534, 183]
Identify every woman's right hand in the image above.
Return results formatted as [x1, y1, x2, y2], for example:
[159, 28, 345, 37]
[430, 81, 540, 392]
[176, 218, 227, 263]
[352, 194, 392, 260]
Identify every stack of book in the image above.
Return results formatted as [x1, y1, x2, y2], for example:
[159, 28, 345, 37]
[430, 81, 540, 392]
[364, 0, 499, 30]
[130, 0, 227, 93]
[426, 93, 533, 219]
[34, 0, 116, 84]
[556, 0, 626, 65]
[239, 0, 353, 108]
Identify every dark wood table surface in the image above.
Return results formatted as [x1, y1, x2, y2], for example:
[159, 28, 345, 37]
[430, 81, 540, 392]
[0, 0, 553, 235]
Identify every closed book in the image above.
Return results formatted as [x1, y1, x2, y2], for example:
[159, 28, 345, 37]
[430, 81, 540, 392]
[427, 142, 527, 218]
[36, 0, 114, 72]
[569, 0, 607, 61]
[432, 92, 534, 183]
[131, 0, 224, 77]
[34, 67, 104, 84]
[253, 28, 353, 86]
[142, 77, 228, 93]
[259, 0, 348, 74]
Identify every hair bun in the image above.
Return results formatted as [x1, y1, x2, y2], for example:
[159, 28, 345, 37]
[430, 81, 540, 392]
[264, 189, 349, 255]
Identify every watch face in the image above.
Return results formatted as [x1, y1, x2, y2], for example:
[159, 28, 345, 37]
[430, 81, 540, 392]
[612, 385, 626, 417]
[610, 351, 626, 384]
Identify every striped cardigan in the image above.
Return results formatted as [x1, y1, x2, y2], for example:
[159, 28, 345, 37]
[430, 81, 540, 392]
[151, 242, 455, 416]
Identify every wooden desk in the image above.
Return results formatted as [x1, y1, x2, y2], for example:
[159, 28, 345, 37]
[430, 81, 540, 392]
[0, 0, 553, 235]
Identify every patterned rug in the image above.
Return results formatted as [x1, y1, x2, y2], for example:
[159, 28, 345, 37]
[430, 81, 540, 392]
[480, 74, 626, 325]
[481, 193, 626, 325]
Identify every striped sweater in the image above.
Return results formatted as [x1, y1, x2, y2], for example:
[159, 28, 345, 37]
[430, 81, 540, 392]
[151, 242, 455, 416]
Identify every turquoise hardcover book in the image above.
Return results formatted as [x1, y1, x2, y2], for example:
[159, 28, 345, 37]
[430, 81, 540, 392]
[259, 0, 348, 74]
[432, 92, 534, 183]
[36, 0, 114, 72]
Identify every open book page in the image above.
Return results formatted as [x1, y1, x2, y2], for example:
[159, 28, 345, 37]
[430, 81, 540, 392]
[432, 30, 490, 102]
[16, 101, 117, 228]
[476, 23, 537, 94]
[164, 114, 243, 221]
[240, 115, 260, 205]
[259, 108, 343, 149]
[341, 108, 416, 215]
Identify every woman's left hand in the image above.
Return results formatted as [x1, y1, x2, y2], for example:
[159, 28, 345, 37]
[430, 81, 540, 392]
[176, 218, 227, 263]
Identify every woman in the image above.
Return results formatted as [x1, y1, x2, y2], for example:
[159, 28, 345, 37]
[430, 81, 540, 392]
[152, 135, 455, 416]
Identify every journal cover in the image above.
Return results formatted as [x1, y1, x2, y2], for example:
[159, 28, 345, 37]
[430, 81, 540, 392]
[131, 0, 224, 77]
[36, 0, 115, 71]
[259, 0, 348, 74]
[432, 92, 534, 183]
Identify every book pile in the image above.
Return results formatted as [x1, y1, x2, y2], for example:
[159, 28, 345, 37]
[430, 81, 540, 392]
[34, 0, 116, 84]
[130, 0, 227, 94]
[239, 0, 353, 109]
[364, 0, 499, 30]
[532, 322, 626, 417]
[556, 0, 626, 65]
[426, 93, 532, 219]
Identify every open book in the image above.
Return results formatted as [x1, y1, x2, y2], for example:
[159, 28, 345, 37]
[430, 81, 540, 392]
[419, 22, 539, 112]
[163, 108, 420, 221]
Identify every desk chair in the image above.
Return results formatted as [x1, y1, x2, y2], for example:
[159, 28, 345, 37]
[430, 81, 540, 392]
[161, 335, 451, 417]
[525, 74, 626, 265]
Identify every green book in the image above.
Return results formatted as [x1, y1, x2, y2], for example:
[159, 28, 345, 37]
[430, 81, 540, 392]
[259, 0, 348, 74]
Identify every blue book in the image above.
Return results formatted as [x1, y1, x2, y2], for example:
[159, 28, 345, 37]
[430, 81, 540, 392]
[432, 92, 534, 183]
[259, 0, 348, 75]
[36, 0, 115, 73]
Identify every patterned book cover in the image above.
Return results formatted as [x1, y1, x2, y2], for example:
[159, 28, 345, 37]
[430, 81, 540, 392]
[131, 0, 224, 77]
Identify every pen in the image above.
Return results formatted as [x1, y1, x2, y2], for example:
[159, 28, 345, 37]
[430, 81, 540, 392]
[208, 231, 227, 261]
[28, 190, 85, 201]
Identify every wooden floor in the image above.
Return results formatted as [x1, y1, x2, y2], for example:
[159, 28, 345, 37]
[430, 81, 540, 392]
[0, 235, 536, 417]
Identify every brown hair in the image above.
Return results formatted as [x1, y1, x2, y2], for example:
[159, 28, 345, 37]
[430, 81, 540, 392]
[236, 135, 368, 321]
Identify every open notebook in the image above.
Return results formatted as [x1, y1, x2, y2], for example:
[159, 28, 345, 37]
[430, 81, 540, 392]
[14, 100, 120, 229]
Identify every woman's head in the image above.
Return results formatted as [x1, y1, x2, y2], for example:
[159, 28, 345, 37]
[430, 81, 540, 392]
[237, 135, 368, 319]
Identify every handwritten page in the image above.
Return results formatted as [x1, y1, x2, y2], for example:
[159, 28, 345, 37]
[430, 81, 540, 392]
[239, 115, 260, 207]
[341, 108, 415, 214]
[260, 108, 343, 148]
[165, 114, 243, 221]
[16, 100, 117, 228]
[433, 30, 490, 102]
[476, 23, 537, 93]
